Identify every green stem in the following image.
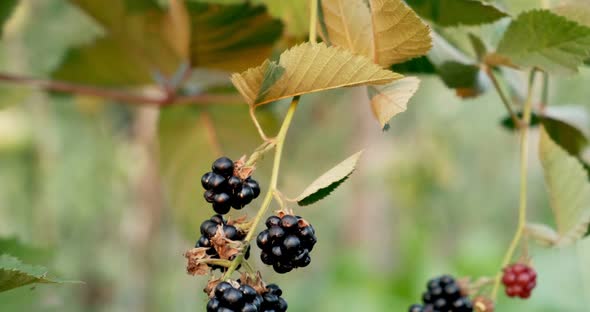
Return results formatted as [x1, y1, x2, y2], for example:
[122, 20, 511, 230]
[485, 66, 521, 128]
[309, 0, 318, 43]
[541, 71, 549, 110]
[491, 69, 538, 300]
[222, 96, 300, 280]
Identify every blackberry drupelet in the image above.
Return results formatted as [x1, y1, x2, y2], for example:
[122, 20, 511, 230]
[202, 157, 261, 214]
[256, 214, 316, 274]
[207, 281, 263, 312]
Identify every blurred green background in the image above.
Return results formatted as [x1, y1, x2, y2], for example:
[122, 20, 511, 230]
[1, 0, 590, 311]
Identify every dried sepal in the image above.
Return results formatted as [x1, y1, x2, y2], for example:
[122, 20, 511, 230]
[183, 247, 212, 276]
[297, 218, 311, 228]
[211, 226, 243, 260]
[228, 215, 253, 234]
[234, 155, 255, 180]
[239, 272, 267, 294]
[473, 296, 495, 312]
[204, 276, 223, 298]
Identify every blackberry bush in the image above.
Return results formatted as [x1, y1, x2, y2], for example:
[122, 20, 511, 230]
[202, 156, 261, 214]
[256, 214, 317, 274]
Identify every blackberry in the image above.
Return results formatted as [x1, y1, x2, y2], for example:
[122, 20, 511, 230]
[260, 284, 288, 312]
[202, 157, 261, 214]
[195, 215, 250, 269]
[257, 214, 316, 274]
[502, 263, 537, 299]
[412, 275, 472, 312]
[207, 281, 263, 312]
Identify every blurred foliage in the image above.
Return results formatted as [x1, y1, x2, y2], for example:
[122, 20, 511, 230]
[1, 0, 590, 311]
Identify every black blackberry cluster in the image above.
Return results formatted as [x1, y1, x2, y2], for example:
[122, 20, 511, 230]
[202, 157, 261, 214]
[207, 281, 262, 312]
[256, 215, 317, 274]
[409, 275, 473, 312]
[196, 214, 249, 269]
[260, 284, 288, 312]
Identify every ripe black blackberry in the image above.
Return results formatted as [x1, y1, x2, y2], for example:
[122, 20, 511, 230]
[202, 156, 261, 214]
[409, 275, 473, 312]
[260, 283, 288, 312]
[196, 214, 249, 269]
[256, 214, 316, 274]
[207, 281, 263, 312]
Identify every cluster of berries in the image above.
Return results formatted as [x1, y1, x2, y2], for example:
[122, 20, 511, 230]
[196, 215, 249, 269]
[256, 214, 317, 274]
[207, 281, 287, 312]
[202, 157, 261, 215]
[502, 263, 537, 299]
[409, 275, 473, 312]
[195, 156, 321, 311]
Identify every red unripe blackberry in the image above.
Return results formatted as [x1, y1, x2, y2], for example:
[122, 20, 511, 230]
[257, 214, 316, 274]
[412, 275, 473, 312]
[207, 281, 263, 312]
[201, 157, 261, 214]
[502, 263, 537, 299]
[195, 215, 249, 270]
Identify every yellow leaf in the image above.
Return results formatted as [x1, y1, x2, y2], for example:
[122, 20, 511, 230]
[319, 0, 373, 57]
[368, 77, 420, 128]
[231, 42, 402, 106]
[370, 0, 432, 66]
[320, 0, 432, 67]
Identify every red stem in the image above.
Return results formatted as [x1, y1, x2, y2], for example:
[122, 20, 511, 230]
[0, 72, 242, 106]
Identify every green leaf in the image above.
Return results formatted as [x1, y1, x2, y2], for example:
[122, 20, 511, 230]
[53, 37, 153, 86]
[0, 238, 52, 266]
[468, 33, 487, 61]
[497, 10, 590, 74]
[391, 56, 436, 74]
[0, 255, 73, 293]
[500, 111, 541, 130]
[252, 0, 308, 38]
[55, 1, 283, 85]
[538, 127, 590, 247]
[0, 0, 18, 37]
[542, 117, 589, 156]
[55, 0, 185, 85]
[405, 0, 508, 26]
[500, 107, 589, 156]
[187, 2, 284, 72]
[437, 61, 481, 89]
[368, 77, 420, 128]
[295, 151, 363, 206]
